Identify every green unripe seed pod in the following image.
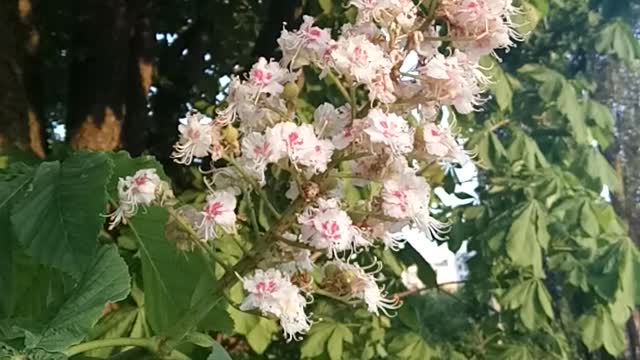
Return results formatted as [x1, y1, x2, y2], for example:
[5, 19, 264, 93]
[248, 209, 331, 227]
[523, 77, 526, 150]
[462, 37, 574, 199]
[283, 82, 300, 101]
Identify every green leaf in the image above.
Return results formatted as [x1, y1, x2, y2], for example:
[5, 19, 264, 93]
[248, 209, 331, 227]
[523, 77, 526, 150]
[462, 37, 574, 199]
[24, 245, 131, 352]
[506, 202, 547, 275]
[502, 278, 554, 329]
[388, 332, 436, 360]
[557, 82, 589, 144]
[11, 152, 111, 278]
[595, 19, 640, 61]
[85, 305, 139, 358]
[318, 0, 332, 14]
[517, 64, 563, 101]
[579, 201, 599, 237]
[0, 168, 34, 316]
[301, 321, 336, 358]
[507, 131, 549, 170]
[573, 146, 621, 193]
[207, 341, 233, 360]
[128, 207, 218, 334]
[578, 305, 626, 356]
[228, 306, 278, 354]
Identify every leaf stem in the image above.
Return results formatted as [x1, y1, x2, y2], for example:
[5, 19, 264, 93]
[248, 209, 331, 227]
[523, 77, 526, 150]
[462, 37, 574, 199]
[326, 70, 352, 103]
[166, 207, 233, 274]
[224, 155, 282, 219]
[64, 337, 156, 358]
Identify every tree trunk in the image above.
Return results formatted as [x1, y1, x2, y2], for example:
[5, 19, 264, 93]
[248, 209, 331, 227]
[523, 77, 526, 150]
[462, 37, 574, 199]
[0, 0, 45, 158]
[67, 0, 153, 151]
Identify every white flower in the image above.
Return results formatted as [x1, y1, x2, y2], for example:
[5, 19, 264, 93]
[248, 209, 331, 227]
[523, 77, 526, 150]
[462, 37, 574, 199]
[249, 57, 296, 95]
[350, 0, 418, 29]
[382, 170, 448, 240]
[419, 52, 489, 114]
[269, 122, 335, 174]
[280, 249, 315, 274]
[278, 15, 333, 69]
[330, 34, 392, 84]
[108, 169, 165, 229]
[364, 109, 414, 155]
[422, 122, 470, 164]
[172, 113, 214, 165]
[240, 269, 311, 341]
[327, 260, 400, 315]
[197, 190, 237, 241]
[298, 198, 369, 257]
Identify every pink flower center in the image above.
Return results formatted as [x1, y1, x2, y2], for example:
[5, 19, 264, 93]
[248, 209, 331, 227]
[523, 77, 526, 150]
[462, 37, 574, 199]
[187, 128, 201, 140]
[320, 221, 341, 240]
[253, 142, 272, 157]
[392, 190, 408, 212]
[203, 201, 224, 219]
[430, 128, 440, 137]
[286, 132, 304, 148]
[353, 46, 368, 63]
[251, 68, 273, 86]
[255, 280, 277, 295]
[307, 27, 322, 40]
[133, 175, 149, 187]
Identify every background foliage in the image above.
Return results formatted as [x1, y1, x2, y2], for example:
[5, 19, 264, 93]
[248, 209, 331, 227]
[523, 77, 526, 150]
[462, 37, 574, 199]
[1, 0, 640, 359]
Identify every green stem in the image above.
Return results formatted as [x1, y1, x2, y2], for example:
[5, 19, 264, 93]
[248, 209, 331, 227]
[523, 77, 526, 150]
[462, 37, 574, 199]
[166, 207, 233, 274]
[274, 235, 316, 250]
[224, 155, 281, 219]
[326, 70, 352, 103]
[64, 337, 157, 357]
[314, 289, 357, 305]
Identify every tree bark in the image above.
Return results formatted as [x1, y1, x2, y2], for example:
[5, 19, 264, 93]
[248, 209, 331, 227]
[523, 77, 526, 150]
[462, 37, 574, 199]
[0, 0, 45, 158]
[67, 0, 153, 151]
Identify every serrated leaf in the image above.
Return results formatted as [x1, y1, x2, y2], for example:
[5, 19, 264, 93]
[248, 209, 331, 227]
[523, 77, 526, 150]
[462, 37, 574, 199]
[0, 169, 34, 317]
[24, 245, 131, 352]
[11, 152, 111, 278]
[228, 307, 278, 354]
[129, 207, 219, 334]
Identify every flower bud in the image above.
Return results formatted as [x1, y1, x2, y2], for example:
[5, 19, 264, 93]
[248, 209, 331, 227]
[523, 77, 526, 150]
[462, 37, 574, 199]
[223, 125, 239, 144]
[302, 181, 320, 202]
[282, 82, 300, 101]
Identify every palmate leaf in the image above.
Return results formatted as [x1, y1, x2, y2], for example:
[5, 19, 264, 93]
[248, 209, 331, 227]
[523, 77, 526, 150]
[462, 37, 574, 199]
[505, 201, 549, 276]
[387, 332, 437, 360]
[10, 152, 112, 279]
[228, 306, 278, 354]
[301, 321, 353, 360]
[573, 146, 621, 193]
[577, 305, 626, 356]
[502, 278, 554, 330]
[24, 245, 130, 353]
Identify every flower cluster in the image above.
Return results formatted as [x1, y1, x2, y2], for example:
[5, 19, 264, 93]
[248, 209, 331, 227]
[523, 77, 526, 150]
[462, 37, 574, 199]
[107, 0, 523, 342]
[239, 269, 311, 340]
[108, 169, 173, 229]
